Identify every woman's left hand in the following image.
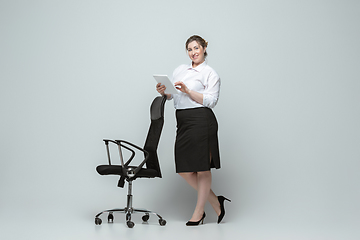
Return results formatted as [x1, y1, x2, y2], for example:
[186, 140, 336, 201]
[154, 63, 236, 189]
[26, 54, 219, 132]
[175, 81, 204, 104]
[174, 81, 190, 94]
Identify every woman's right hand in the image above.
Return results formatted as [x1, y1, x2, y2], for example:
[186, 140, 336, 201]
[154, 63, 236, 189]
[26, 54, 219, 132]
[156, 83, 166, 95]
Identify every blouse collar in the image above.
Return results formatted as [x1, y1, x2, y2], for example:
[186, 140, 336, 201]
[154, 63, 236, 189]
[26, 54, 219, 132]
[188, 61, 207, 72]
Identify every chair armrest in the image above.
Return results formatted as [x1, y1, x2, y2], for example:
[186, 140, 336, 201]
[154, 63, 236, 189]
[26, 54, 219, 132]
[119, 144, 136, 165]
[103, 139, 136, 166]
[103, 139, 149, 178]
[115, 140, 150, 176]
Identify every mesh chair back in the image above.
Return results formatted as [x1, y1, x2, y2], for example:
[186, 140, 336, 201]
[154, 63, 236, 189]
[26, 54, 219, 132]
[143, 96, 166, 177]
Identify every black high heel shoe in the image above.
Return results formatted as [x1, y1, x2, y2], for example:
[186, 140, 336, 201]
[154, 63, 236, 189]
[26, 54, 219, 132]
[217, 196, 231, 224]
[186, 212, 206, 226]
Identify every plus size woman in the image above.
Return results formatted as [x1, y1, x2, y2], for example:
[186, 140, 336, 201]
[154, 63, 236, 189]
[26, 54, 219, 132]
[156, 35, 230, 226]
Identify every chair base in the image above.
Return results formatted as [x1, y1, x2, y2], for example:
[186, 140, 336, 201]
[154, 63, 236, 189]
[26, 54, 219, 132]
[94, 180, 166, 228]
[95, 207, 166, 228]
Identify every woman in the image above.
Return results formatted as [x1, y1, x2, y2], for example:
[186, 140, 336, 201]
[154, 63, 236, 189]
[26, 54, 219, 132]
[156, 35, 230, 226]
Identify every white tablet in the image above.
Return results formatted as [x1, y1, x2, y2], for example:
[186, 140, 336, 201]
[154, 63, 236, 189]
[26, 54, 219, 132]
[153, 74, 179, 95]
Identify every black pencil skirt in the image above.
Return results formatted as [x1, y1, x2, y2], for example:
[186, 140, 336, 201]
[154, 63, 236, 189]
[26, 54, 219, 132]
[175, 107, 221, 173]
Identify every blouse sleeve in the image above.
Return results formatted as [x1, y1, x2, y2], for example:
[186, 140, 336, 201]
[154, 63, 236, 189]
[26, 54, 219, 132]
[203, 71, 221, 108]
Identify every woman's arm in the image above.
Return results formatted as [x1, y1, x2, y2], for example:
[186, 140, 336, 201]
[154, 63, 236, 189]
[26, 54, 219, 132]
[202, 72, 220, 108]
[174, 81, 203, 104]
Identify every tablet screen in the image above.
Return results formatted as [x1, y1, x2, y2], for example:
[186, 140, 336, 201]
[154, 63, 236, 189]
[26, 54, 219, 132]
[153, 75, 179, 95]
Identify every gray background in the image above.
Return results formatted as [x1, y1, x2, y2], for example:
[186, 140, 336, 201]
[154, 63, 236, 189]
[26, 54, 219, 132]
[1, 0, 359, 239]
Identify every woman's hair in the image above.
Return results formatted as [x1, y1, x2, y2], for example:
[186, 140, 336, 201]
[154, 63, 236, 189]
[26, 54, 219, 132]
[185, 35, 208, 58]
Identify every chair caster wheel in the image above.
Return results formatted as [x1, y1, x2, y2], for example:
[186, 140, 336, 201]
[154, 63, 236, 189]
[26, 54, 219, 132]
[95, 217, 102, 225]
[127, 221, 135, 228]
[142, 214, 150, 222]
[108, 213, 114, 223]
[159, 218, 166, 226]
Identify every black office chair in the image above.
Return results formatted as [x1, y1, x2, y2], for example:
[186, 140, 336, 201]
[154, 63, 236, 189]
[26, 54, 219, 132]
[95, 95, 167, 228]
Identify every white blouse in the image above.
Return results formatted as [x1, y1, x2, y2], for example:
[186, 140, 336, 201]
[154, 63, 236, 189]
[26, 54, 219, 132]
[169, 62, 221, 110]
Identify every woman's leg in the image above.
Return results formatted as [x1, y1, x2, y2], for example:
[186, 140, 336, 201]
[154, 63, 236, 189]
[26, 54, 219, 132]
[190, 171, 211, 221]
[179, 172, 221, 219]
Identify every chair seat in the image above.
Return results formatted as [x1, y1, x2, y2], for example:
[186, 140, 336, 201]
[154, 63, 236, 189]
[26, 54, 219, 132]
[96, 165, 158, 178]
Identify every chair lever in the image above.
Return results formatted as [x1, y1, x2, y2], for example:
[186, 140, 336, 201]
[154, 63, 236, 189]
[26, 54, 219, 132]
[117, 176, 125, 188]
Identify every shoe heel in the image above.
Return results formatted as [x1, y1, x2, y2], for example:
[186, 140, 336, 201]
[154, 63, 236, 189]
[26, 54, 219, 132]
[217, 195, 231, 224]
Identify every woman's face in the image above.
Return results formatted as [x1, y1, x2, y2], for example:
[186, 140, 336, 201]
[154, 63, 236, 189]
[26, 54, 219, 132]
[187, 40, 206, 68]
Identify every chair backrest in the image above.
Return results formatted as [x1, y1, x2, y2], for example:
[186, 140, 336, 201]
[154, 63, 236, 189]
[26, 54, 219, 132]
[143, 95, 167, 178]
